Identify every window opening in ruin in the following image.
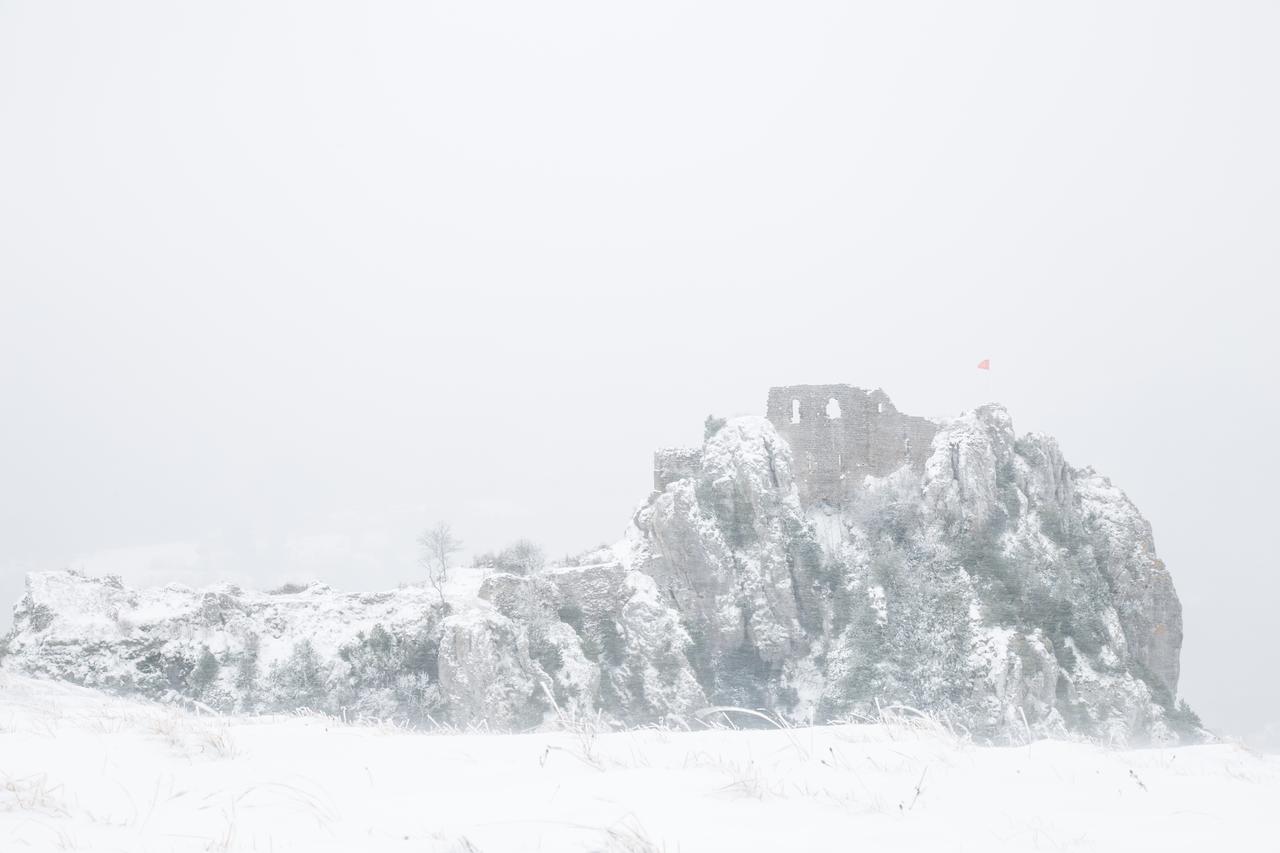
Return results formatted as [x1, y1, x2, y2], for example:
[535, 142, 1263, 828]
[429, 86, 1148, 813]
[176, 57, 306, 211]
[877, 402, 884, 414]
[791, 399, 801, 424]
[826, 398, 842, 419]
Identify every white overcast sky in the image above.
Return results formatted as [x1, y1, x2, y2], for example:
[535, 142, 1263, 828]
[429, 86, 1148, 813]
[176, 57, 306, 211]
[1, 1, 1277, 739]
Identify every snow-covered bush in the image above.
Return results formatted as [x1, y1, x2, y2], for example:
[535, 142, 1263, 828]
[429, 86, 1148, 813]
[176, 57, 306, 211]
[268, 640, 332, 712]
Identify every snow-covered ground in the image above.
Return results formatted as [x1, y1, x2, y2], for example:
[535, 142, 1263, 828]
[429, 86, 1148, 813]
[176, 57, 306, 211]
[1, 675, 1275, 852]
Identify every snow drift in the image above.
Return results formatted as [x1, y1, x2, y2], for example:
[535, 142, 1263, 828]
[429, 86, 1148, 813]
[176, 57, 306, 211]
[0, 673, 1271, 852]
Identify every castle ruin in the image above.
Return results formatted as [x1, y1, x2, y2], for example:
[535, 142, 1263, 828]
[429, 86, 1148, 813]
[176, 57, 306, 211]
[654, 384, 938, 508]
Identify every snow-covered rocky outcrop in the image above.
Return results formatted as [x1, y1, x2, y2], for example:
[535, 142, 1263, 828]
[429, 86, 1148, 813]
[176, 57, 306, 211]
[631, 387, 1193, 743]
[0, 385, 1198, 742]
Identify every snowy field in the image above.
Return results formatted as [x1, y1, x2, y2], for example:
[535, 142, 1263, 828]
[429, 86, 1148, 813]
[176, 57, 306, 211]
[1, 675, 1275, 852]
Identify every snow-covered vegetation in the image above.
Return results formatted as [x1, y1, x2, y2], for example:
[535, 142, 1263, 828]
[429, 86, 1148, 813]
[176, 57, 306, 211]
[0, 673, 1273, 852]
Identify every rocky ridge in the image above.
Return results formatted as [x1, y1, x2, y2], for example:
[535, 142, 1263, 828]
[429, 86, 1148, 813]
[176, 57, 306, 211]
[0, 386, 1198, 742]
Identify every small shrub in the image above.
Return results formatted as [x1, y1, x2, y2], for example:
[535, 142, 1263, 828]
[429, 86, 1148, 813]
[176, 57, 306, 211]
[136, 648, 196, 692]
[402, 625, 440, 681]
[189, 646, 220, 697]
[333, 620, 443, 722]
[597, 619, 626, 666]
[25, 603, 55, 632]
[235, 633, 261, 707]
[476, 540, 546, 575]
[712, 640, 773, 711]
[269, 639, 329, 711]
[1168, 699, 1203, 737]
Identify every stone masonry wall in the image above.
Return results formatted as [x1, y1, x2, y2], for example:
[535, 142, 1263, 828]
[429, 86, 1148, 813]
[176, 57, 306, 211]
[653, 447, 703, 491]
[765, 384, 938, 508]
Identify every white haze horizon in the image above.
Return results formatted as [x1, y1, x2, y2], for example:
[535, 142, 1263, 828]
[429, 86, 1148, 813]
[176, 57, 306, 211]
[2, 2, 1277, 747]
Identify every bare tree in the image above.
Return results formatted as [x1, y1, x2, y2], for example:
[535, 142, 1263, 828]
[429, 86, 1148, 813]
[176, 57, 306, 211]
[418, 522, 461, 606]
[472, 539, 545, 575]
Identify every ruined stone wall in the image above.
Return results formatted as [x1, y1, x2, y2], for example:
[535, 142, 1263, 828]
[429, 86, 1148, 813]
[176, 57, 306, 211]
[653, 447, 703, 491]
[765, 385, 938, 508]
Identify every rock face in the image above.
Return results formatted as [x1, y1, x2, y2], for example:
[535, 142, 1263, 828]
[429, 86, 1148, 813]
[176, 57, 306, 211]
[0, 385, 1196, 742]
[630, 387, 1190, 742]
[436, 610, 541, 729]
[0, 573, 449, 722]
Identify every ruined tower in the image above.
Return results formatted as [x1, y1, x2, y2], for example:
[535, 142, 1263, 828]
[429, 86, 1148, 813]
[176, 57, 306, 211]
[764, 384, 937, 508]
[652, 385, 939, 508]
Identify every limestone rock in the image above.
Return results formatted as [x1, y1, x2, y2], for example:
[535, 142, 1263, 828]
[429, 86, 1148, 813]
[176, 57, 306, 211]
[436, 610, 541, 728]
[478, 563, 705, 722]
[635, 386, 1194, 742]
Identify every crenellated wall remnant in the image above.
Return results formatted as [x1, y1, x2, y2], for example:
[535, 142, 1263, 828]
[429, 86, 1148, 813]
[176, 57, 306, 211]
[650, 385, 937, 509]
[764, 384, 938, 508]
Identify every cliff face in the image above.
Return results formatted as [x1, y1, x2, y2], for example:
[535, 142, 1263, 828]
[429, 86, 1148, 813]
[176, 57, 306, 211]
[634, 388, 1187, 741]
[0, 386, 1194, 742]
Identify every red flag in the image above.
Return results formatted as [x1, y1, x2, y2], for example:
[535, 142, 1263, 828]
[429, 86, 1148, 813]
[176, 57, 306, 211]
[977, 359, 990, 370]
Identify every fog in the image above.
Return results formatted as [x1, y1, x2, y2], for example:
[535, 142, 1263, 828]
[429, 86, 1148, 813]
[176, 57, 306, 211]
[1, 1, 1276, 743]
